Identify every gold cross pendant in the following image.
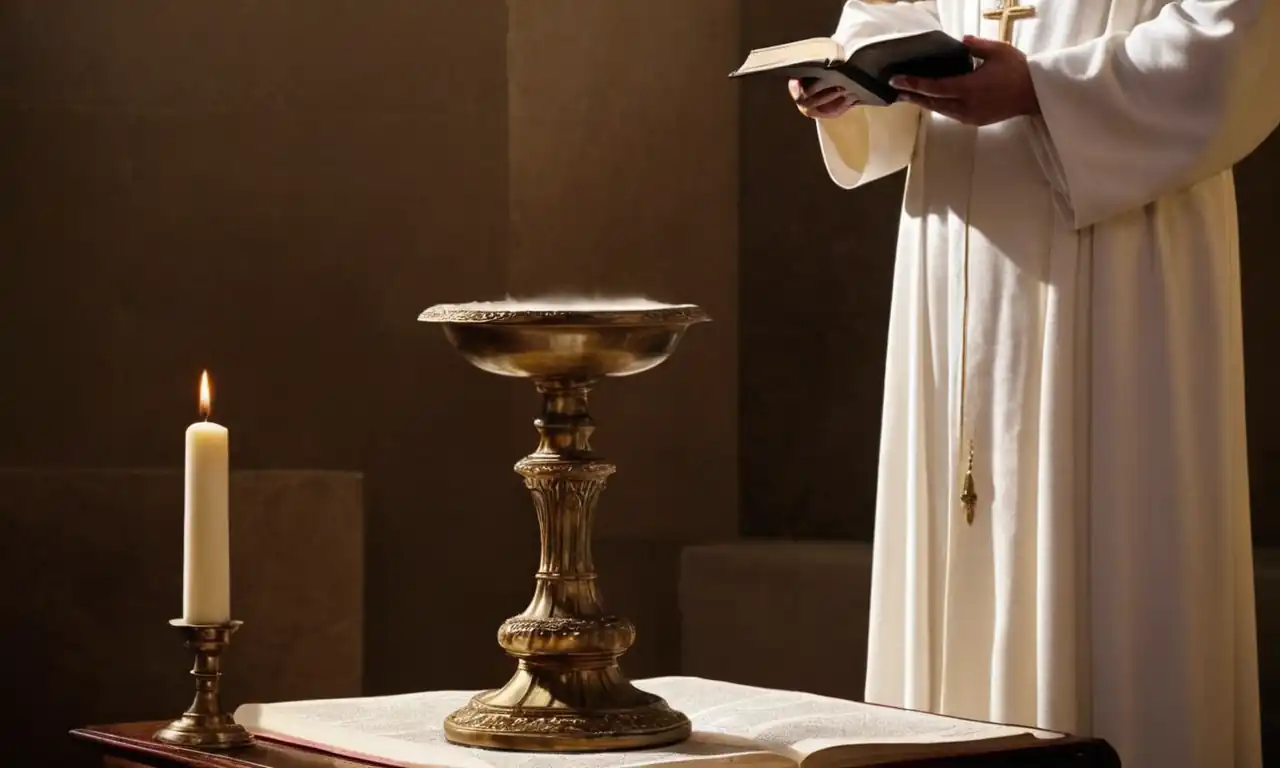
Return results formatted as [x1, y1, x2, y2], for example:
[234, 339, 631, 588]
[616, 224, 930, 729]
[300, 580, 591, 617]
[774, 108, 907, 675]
[983, 0, 1035, 44]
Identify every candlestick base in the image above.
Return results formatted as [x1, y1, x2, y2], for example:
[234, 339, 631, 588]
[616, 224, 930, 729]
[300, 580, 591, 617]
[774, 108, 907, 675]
[153, 620, 255, 750]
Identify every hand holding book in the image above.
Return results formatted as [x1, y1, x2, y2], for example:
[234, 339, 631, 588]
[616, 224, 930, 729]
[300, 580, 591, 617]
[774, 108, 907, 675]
[788, 79, 858, 120]
[890, 36, 1041, 126]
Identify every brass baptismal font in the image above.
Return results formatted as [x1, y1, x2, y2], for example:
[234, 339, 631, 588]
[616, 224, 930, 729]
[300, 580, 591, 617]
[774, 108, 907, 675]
[419, 299, 709, 753]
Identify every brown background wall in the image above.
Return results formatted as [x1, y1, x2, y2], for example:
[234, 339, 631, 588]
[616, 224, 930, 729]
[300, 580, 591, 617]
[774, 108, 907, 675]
[738, 0, 1280, 546]
[1, 0, 1275, 747]
[0, 0, 739, 707]
[503, 0, 740, 689]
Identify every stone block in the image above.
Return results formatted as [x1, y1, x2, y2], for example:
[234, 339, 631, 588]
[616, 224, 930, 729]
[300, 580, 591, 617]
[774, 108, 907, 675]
[595, 538, 687, 680]
[0, 468, 363, 767]
[680, 540, 1280, 761]
[680, 540, 873, 700]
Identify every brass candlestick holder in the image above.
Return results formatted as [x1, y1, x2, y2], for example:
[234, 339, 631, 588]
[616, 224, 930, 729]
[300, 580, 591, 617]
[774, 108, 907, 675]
[420, 300, 710, 753]
[153, 619, 255, 749]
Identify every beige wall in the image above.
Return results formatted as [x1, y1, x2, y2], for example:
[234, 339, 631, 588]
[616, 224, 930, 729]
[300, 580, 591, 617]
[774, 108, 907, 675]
[0, 0, 740, 703]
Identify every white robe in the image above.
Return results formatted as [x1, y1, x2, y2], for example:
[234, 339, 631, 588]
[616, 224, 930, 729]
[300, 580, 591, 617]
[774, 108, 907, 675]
[815, 2, 1280, 767]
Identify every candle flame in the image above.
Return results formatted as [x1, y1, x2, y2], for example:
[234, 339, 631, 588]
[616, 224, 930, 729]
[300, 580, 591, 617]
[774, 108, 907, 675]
[199, 370, 212, 421]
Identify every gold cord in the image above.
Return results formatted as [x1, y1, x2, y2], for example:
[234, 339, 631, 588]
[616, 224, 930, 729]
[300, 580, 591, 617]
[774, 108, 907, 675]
[958, 193, 977, 527]
[956, 14, 983, 526]
[957, 0, 1034, 527]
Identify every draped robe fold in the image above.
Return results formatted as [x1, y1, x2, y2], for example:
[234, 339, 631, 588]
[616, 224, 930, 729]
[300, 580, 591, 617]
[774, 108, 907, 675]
[815, 2, 1280, 766]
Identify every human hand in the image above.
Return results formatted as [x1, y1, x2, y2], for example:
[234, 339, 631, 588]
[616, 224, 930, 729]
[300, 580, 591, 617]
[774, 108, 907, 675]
[788, 78, 858, 119]
[889, 36, 1040, 126]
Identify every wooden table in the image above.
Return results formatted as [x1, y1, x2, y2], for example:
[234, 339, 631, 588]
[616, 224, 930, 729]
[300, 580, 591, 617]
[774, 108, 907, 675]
[72, 722, 1122, 768]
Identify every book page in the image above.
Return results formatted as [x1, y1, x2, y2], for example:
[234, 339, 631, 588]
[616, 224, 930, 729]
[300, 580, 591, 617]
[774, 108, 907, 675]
[633, 679, 1060, 763]
[236, 688, 791, 768]
[236, 678, 1064, 768]
[732, 38, 844, 76]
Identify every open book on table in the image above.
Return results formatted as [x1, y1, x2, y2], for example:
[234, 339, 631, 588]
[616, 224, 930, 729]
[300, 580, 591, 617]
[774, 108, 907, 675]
[234, 677, 1063, 768]
[729, 17, 973, 107]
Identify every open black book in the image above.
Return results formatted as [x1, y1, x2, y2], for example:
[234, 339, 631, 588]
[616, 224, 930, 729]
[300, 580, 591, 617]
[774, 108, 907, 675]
[729, 31, 974, 107]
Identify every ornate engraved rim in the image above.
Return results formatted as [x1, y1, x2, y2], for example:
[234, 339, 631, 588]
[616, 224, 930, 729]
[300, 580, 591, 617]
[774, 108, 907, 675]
[444, 698, 691, 736]
[418, 303, 710, 326]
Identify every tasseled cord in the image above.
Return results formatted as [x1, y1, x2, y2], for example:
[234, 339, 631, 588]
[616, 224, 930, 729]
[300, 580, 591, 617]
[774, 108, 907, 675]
[960, 440, 977, 526]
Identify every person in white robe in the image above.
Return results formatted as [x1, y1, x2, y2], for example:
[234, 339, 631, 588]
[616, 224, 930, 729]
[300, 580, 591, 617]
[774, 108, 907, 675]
[788, 2, 1280, 766]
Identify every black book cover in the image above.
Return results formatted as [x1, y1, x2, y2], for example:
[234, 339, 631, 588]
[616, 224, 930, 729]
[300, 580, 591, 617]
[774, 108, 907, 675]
[730, 30, 975, 107]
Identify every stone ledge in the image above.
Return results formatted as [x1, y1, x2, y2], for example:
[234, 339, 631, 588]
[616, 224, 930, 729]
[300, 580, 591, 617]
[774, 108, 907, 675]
[680, 539, 1279, 758]
[679, 540, 874, 701]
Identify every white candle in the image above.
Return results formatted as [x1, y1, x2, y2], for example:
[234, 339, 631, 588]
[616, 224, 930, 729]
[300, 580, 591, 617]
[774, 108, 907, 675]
[183, 370, 231, 624]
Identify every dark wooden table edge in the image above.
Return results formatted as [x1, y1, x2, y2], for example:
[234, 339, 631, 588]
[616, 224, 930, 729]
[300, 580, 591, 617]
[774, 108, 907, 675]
[71, 723, 1123, 768]
[71, 726, 257, 768]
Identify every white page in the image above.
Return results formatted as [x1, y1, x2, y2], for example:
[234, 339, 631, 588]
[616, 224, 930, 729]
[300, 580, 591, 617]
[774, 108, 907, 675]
[237, 686, 788, 768]
[634, 679, 1059, 759]
[235, 678, 1061, 768]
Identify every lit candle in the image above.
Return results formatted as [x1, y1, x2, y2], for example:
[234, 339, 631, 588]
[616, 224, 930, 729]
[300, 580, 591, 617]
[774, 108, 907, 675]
[183, 370, 230, 624]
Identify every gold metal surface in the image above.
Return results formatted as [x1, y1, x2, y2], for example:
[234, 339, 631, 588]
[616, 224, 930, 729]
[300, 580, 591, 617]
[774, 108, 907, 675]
[153, 620, 255, 750]
[420, 302, 709, 752]
[961, 440, 977, 527]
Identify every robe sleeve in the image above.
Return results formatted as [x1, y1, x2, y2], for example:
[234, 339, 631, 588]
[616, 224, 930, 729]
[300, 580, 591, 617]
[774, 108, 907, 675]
[816, 1, 940, 189]
[1025, 0, 1280, 229]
